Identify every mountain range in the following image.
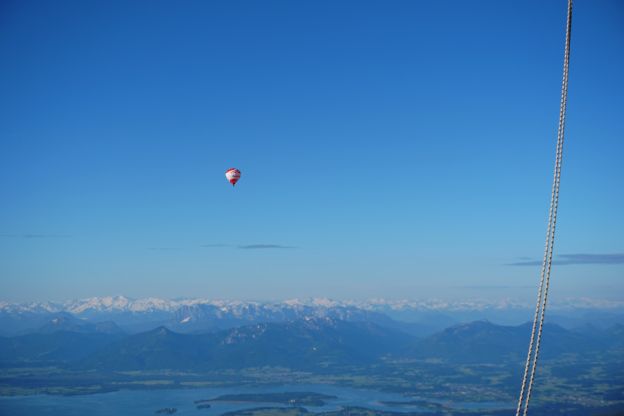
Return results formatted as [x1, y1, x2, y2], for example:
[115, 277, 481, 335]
[79, 317, 413, 371]
[1, 296, 623, 371]
[1, 315, 622, 371]
[2, 296, 624, 337]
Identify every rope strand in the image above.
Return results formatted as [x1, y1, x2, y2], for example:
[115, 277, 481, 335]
[516, 1, 573, 414]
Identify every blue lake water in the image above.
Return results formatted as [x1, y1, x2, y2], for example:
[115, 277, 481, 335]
[0, 384, 514, 415]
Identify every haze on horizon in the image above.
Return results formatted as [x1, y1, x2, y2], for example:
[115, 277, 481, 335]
[1, 0, 623, 303]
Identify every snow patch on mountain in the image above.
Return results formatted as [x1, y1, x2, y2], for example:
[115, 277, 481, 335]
[2, 296, 623, 316]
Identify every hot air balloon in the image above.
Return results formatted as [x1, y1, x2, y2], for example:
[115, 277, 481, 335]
[225, 168, 241, 186]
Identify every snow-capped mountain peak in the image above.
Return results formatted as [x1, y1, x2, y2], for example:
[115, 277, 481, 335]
[2, 296, 623, 318]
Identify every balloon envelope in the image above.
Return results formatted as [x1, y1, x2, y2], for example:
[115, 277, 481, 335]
[225, 168, 241, 186]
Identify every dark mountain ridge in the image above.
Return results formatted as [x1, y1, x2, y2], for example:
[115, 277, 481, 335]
[2, 318, 622, 371]
[38, 313, 124, 335]
[81, 317, 412, 371]
[0, 331, 125, 367]
[405, 319, 611, 363]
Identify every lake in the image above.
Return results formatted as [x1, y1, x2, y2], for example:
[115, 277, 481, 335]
[0, 383, 514, 415]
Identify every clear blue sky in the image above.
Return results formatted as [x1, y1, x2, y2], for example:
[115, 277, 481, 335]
[1, 0, 622, 302]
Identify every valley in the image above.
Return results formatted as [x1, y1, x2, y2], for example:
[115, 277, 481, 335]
[1, 297, 623, 415]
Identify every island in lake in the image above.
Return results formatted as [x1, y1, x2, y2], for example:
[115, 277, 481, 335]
[196, 392, 337, 407]
[155, 408, 177, 414]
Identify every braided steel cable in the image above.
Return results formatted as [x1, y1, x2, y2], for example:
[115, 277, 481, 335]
[515, 1, 573, 415]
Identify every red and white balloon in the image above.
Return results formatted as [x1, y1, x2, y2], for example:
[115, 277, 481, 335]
[225, 168, 241, 186]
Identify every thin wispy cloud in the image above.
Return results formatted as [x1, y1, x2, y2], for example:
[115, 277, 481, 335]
[459, 285, 534, 289]
[237, 244, 296, 250]
[0, 233, 71, 239]
[200, 243, 296, 250]
[509, 253, 624, 266]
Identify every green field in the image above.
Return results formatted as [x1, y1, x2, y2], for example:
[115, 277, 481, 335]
[1, 349, 623, 415]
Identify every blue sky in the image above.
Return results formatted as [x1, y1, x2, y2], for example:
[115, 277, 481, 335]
[1, 0, 622, 302]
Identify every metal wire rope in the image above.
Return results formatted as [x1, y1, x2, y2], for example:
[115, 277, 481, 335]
[515, 1, 573, 415]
